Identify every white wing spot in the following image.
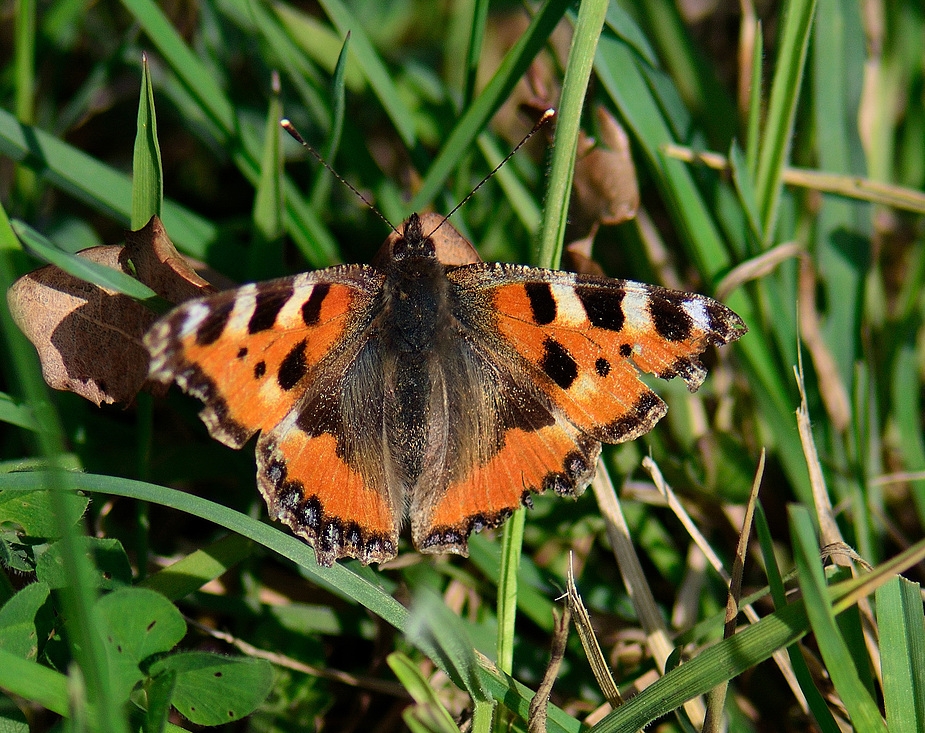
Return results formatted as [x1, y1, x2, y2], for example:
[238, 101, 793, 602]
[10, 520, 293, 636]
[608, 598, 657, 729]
[683, 298, 710, 331]
[621, 289, 652, 332]
[226, 283, 258, 335]
[550, 283, 587, 326]
[178, 302, 211, 338]
[278, 275, 314, 328]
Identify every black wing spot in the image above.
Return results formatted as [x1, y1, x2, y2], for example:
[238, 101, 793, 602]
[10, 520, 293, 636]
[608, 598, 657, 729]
[302, 283, 331, 326]
[619, 343, 633, 358]
[278, 339, 308, 391]
[253, 361, 267, 379]
[576, 286, 625, 331]
[540, 338, 578, 390]
[236, 347, 248, 359]
[595, 357, 611, 377]
[650, 293, 693, 341]
[249, 285, 294, 334]
[195, 301, 234, 346]
[524, 282, 557, 325]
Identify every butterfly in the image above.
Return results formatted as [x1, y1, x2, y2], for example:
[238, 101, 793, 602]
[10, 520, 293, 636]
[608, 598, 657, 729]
[144, 212, 746, 566]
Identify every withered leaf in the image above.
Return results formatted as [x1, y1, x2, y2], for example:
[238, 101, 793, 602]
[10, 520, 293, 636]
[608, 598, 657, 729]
[571, 106, 640, 234]
[7, 216, 214, 406]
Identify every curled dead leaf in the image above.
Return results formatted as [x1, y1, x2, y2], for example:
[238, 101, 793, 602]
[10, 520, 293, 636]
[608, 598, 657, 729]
[7, 216, 214, 406]
[571, 106, 640, 235]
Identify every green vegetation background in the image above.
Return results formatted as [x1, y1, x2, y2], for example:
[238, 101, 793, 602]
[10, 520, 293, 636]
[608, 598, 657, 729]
[1, 1, 924, 731]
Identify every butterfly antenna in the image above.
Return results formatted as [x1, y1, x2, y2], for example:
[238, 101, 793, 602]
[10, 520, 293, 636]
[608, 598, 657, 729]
[427, 108, 556, 237]
[280, 118, 400, 235]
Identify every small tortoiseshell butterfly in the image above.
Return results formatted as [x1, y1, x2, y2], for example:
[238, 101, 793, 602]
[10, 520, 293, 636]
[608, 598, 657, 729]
[144, 212, 746, 566]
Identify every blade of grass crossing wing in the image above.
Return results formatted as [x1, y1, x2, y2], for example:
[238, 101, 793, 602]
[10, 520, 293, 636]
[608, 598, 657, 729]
[0, 470, 586, 731]
[0, 206, 129, 733]
[877, 576, 925, 733]
[754, 0, 816, 242]
[132, 54, 163, 228]
[789, 506, 887, 732]
[0, 470, 410, 630]
[501, 0, 607, 696]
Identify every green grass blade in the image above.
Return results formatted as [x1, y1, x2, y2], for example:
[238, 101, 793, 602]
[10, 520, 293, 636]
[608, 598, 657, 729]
[754, 0, 816, 241]
[316, 0, 416, 148]
[138, 534, 255, 601]
[590, 599, 811, 731]
[122, 0, 340, 267]
[745, 21, 763, 177]
[755, 505, 841, 732]
[495, 508, 524, 676]
[594, 27, 811, 502]
[0, 470, 409, 629]
[13, 0, 37, 205]
[0, 108, 216, 259]
[310, 32, 350, 209]
[132, 54, 164, 229]
[790, 506, 887, 732]
[11, 220, 160, 304]
[0, 392, 39, 432]
[877, 576, 925, 733]
[250, 75, 285, 278]
[387, 652, 462, 733]
[0, 205, 129, 733]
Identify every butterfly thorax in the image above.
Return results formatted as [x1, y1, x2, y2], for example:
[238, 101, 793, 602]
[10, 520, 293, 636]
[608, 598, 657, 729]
[379, 215, 454, 353]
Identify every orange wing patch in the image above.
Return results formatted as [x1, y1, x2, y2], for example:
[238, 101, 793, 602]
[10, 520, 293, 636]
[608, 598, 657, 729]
[145, 269, 381, 448]
[258, 426, 398, 566]
[413, 419, 599, 554]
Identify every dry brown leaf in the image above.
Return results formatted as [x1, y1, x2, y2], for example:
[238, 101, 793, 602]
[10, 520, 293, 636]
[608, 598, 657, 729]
[571, 106, 640, 233]
[123, 216, 214, 302]
[7, 216, 214, 406]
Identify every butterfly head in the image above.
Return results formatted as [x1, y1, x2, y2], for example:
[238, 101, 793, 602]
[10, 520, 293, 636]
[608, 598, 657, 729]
[389, 213, 437, 263]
